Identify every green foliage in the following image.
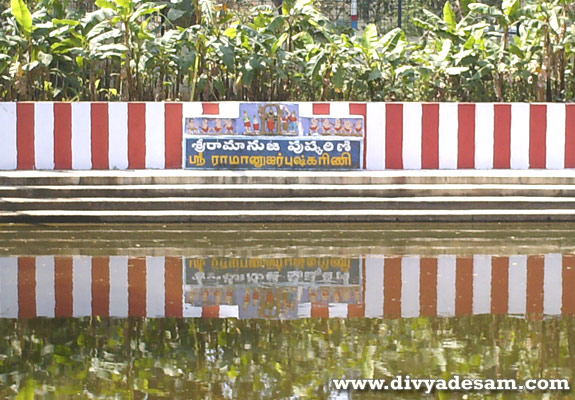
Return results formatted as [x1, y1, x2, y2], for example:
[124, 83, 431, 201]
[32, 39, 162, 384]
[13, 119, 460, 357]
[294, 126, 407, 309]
[0, 0, 575, 101]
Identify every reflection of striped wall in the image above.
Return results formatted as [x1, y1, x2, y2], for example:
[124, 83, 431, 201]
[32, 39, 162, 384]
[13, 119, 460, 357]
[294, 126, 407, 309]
[0, 256, 185, 318]
[363, 254, 575, 318]
[4, 102, 574, 171]
[2, 254, 575, 319]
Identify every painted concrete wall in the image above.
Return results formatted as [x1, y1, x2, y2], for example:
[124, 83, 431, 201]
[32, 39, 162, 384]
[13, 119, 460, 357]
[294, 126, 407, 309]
[1, 102, 574, 170]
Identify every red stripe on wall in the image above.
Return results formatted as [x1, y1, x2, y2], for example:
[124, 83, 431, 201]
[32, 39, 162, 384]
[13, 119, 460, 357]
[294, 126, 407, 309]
[526, 256, 544, 315]
[312, 103, 330, 115]
[165, 256, 183, 317]
[91, 103, 109, 169]
[348, 304, 365, 318]
[202, 103, 220, 115]
[165, 103, 183, 169]
[202, 305, 220, 318]
[92, 257, 110, 317]
[311, 303, 329, 318]
[420, 257, 437, 316]
[128, 103, 146, 169]
[17, 103, 35, 170]
[383, 257, 401, 318]
[55, 257, 73, 318]
[565, 105, 575, 168]
[385, 104, 403, 169]
[493, 104, 511, 168]
[491, 257, 509, 314]
[421, 104, 439, 169]
[128, 257, 146, 317]
[562, 255, 575, 315]
[18, 257, 36, 318]
[54, 103, 72, 169]
[529, 104, 547, 168]
[350, 103, 367, 169]
[457, 104, 475, 169]
[455, 257, 473, 316]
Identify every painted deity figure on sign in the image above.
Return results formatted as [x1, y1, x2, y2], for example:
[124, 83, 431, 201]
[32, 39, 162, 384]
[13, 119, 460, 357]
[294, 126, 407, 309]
[289, 112, 298, 132]
[281, 106, 290, 132]
[322, 119, 332, 134]
[309, 117, 319, 135]
[186, 119, 199, 135]
[354, 119, 363, 136]
[253, 115, 260, 133]
[344, 119, 353, 135]
[267, 110, 276, 133]
[213, 119, 223, 134]
[243, 111, 252, 133]
[333, 118, 343, 134]
[226, 119, 234, 134]
[200, 119, 210, 134]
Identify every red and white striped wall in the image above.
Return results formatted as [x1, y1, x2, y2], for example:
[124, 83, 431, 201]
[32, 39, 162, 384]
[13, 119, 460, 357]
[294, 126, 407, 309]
[2, 102, 573, 171]
[2, 253, 575, 319]
[365, 103, 575, 170]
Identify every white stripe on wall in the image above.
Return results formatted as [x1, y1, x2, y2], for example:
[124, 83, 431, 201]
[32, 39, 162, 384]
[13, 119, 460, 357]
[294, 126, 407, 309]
[402, 103, 422, 170]
[0, 257, 18, 317]
[329, 102, 351, 118]
[437, 255, 456, 316]
[34, 102, 55, 170]
[472, 255, 491, 314]
[510, 103, 530, 169]
[146, 256, 165, 317]
[474, 103, 494, 169]
[145, 102, 166, 169]
[546, 104, 566, 169]
[217, 102, 241, 118]
[508, 255, 527, 314]
[109, 256, 129, 317]
[36, 256, 55, 317]
[366, 103, 385, 170]
[108, 102, 129, 170]
[401, 256, 420, 317]
[71, 103, 92, 170]
[544, 253, 562, 315]
[438, 103, 459, 169]
[365, 256, 384, 317]
[73, 256, 92, 317]
[0, 103, 17, 170]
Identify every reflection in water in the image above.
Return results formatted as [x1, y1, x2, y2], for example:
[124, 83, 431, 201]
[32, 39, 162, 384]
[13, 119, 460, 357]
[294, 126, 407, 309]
[3, 223, 575, 398]
[1, 254, 575, 319]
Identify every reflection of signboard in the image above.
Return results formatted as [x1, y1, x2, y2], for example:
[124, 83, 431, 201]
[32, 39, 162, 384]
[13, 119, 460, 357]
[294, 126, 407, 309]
[185, 256, 361, 287]
[184, 256, 362, 319]
[183, 102, 363, 170]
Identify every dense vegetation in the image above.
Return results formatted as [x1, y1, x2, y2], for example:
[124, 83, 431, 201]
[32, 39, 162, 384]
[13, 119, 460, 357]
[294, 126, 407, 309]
[1, 0, 574, 102]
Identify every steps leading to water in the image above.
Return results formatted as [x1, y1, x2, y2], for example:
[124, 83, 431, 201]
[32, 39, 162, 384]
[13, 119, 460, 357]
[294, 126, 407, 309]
[1, 170, 575, 222]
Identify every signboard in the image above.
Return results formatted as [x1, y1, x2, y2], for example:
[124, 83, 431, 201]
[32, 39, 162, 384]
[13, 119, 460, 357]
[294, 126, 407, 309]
[183, 103, 364, 170]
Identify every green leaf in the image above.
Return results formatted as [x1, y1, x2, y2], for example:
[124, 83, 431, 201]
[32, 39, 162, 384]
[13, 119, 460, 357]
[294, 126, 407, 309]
[10, 0, 33, 37]
[38, 51, 53, 66]
[361, 23, 377, 51]
[95, 0, 116, 10]
[443, 1, 456, 32]
[502, 0, 520, 18]
[271, 32, 288, 56]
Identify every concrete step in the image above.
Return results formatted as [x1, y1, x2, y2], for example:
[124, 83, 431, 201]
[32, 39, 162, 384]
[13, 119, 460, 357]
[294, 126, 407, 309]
[1, 209, 575, 223]
[3, 170, 575, 186]
[4, 184, 575, 198]
[5, 196, 575, 211]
